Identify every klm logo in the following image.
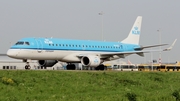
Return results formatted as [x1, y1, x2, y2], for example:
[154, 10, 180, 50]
[44, 39, 53, 44]
[132, 27, 140, 35]
[94, 58, 99, 64]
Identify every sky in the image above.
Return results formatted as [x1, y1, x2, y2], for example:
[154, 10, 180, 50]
[0, 0, 179, 64]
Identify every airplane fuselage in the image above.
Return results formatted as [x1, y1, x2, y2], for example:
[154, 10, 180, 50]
[7, 37, 139, 62]
[7, 16, 144, 68]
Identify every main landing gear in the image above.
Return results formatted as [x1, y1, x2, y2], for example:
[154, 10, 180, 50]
[66, 64, 76, 70]
[95, 64, 107, 70]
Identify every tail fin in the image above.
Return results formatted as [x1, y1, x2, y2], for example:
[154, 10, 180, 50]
[121, 16, 142, 45]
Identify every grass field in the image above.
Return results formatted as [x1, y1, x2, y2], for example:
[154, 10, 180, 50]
[0, 70, 180, 101]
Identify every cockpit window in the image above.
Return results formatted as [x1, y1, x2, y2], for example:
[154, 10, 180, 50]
[15, 41, 24, 45]
[15, 41, 30, 45]
[25, 42, 30, 45]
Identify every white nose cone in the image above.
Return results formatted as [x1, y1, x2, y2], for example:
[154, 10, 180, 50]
[7, 49, 18, 58]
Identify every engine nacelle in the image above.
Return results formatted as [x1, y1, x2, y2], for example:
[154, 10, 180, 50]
[38, 60, 57, 67]
[81, 56, 101, 67]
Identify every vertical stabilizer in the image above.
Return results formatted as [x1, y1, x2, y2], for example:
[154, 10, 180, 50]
[121, 16, 142, 45]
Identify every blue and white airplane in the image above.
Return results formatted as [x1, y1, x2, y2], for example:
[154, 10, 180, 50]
[6, 16, 173, 70]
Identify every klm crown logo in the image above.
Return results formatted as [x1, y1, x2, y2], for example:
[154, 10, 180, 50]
[44, 39, 53, 44]
[94, 58, 99, 64]
[132, 27, 140, 35]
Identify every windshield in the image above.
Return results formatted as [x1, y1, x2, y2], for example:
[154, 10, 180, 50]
[15, 41, 30, 45]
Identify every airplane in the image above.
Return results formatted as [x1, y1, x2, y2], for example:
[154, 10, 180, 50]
[6, 16, 174, 70]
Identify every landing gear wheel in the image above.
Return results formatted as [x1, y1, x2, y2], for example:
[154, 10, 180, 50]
[66, 64, 76, 70]
[95, 64, 105, 70]
[25, 65, 31, 70]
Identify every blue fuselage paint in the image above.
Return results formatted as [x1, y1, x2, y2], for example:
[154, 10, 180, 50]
[10, 37, 140, 52]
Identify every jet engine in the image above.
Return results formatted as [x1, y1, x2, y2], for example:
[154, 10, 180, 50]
[81, 56, 101, 67]
[38, 60, 57, 67]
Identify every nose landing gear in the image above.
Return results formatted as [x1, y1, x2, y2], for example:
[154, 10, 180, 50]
[25, 62, 31, 70]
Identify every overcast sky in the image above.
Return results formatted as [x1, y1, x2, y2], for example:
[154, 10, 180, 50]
[0, 0, 179, 64]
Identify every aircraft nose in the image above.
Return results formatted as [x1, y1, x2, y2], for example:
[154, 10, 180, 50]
[7, 49, 18, 58]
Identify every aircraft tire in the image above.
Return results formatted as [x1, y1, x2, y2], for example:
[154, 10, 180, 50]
[99, 65, 105, 70]
[95, 66, 99, 70]
[95, 64, 105, 70]
[66, 64, 76, 70]
[71, 64, 76, 70]
[25, 65, 30, 70]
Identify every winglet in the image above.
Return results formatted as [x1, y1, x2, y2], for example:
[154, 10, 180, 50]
[163, 39, 177, 51]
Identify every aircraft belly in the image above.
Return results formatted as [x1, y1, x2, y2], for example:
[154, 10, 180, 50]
[31, 50, 65, 60]
[13, 49, 63, 60]
[60, 51, 80, 62]
[13, 49, 80, 61]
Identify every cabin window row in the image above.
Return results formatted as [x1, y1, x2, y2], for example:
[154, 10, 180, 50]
[48, 44, 123, 49]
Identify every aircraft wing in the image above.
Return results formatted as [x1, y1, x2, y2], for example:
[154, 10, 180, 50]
[100, 50, 160, 58]
[100, 39, 177, 58]
[77, 50, 161, 59]
[134, 44, 168, 50]
[77, 39, 176, 59]
[134, 39, 177, 51]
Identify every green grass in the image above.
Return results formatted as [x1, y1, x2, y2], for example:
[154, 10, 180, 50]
[0, 70, 180, 101]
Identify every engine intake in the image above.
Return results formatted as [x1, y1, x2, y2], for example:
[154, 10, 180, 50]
[81, 56, 101, 67]
[38, 60, 57, 67]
